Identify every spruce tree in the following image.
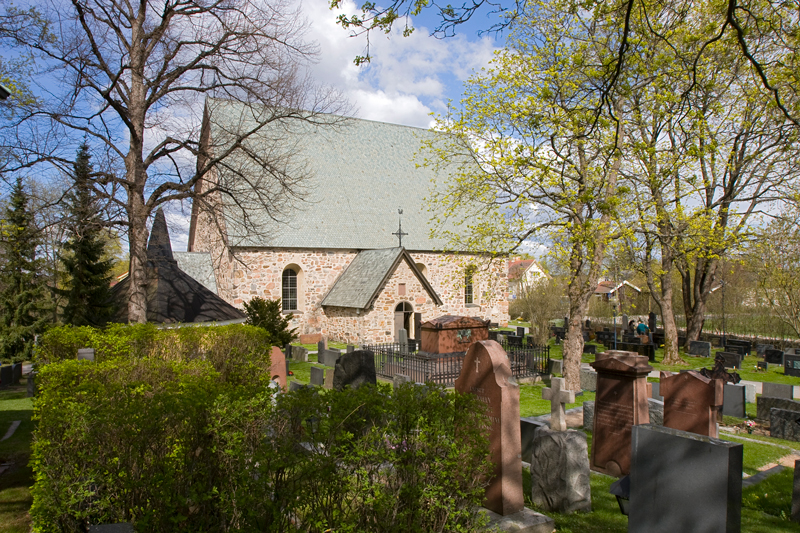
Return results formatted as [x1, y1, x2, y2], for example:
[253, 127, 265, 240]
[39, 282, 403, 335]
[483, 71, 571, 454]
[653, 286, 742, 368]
[60, 144, 115, 326]
[0, 176, 50, 363]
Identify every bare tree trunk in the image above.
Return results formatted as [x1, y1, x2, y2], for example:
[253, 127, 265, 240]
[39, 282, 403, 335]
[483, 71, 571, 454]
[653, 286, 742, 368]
[126, 196, 149, 323]
[563, 294, 591, 391]
[680, 257, 718, 346]
[659, 275, 683, 364]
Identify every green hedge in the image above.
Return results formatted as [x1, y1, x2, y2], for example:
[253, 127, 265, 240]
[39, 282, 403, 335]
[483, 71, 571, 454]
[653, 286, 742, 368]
[35, 324, 273, 389]
[31, 358, 491, 532]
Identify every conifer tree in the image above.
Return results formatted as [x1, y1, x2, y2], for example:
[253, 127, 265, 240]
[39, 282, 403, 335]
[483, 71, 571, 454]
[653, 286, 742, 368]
[0, 176, 49, 362]
[59, 144, 115, 326]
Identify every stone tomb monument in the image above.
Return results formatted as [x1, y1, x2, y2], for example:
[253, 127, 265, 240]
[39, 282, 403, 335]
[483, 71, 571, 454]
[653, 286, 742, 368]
[660, 371, 722, 438]
[628, 424, 742, 533]
[530, 377, 591, 513]
[421, 315, 490, 354]
[454, 340, 523, 516]
[589, 351, 652, 476]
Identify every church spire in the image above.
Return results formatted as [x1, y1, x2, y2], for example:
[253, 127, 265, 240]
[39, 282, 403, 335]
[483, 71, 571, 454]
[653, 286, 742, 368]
[147, 208, 175, 262]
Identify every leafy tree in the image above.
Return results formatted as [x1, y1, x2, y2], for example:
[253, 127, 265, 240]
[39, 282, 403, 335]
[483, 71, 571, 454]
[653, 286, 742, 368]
[1, 0, 344, 323]
[243, 296, 298, 347]
[0, 176, 49, 362]
[59, 144, 116, 326]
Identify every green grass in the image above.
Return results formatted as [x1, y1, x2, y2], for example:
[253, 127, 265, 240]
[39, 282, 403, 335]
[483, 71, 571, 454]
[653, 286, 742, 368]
[520, 380, 594, 418]
[0, 379, 33, 533]
[292, 341, 348, 352]
[721, 435, 792, 475]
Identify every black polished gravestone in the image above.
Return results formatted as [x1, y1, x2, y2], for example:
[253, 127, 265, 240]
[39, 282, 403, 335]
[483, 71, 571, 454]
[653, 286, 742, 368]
[765, 349, 785, 366]
[332, 350, 377, 391]
[688, 341, 712, 358]
[786, 354, 800, 378]
[11, 363, 22, 385]
[756, 344, 774, 357]
[506, 335, 523, 348]
[794, 460, 800, 523]
[0, 365, 11, 388]
[723, 344, 746, 357]
[517, 326, 526, 337]
[722, 384, 746, 418]
[726, 339, 752, 355]
[628, 425, 742, 533]
[716, 351, 743, 369]
[583, 344, 597, 355]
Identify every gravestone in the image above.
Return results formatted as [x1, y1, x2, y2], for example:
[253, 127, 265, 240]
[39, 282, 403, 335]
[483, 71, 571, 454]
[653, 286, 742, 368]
[660, 371, 723, 438]
[724, 344, 746, 357]
[517, 326, 526, 337]
[756, 397, 800, 421]
[582, 344, 596, 355]
[548, 359, 563, 376]
[756, 344, 774, 357]
[716, 351, 742, 369]
[421, 315, 490, 354]
[757, 361, 768, 371]
[392, 373, 412, 389]
[520, 417, 548, 463]
[648, 311, 657, 332]
[299, 333, 321, 344]
[317, 339, 327, 355]
[318, 348, 341, 367]
[310, 366, 324, 386]
[793, 460, 800, 523]
[289, 381, 305, 391]
[292, 346, 309, 362]
[589, 352, 653, 476]
[688, 341, 712, 358]
[11, 363, 21, 385]
[769, 408, 800, 442]
[323, 368, 334, 389]
[542, 377, 575, 431]
[27, 371, 36, 397]
[722, 384, 746, 418]
[628, 424, 742, 533]
[77, 348, 95, 361]
[579, 369, 597, 392]
[648, 398, 664, 426]
[506, 335, 523, 348]
[744, 383, 756, 404]
[762, 382, 794, 399]
[346, 344, 355, 353]
[398, 328, 409, 352]
[269, 346, 287, 390]
[622, 315, 629, 332]
[529, 428, 592, 513]
[454, 340, 523, 516]
[785, 354, 800, 378]
[764, 349, 784, 366]
[582, 401, 594, 429]
[0, 366, 11, 388]
[333, 350, 376, 390]
[284, 344, 292, 360]
[650, 382, 663, 401]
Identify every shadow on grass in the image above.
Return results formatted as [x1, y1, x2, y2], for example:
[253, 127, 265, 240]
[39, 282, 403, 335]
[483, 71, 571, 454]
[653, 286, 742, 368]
[0, 459, 32, 533]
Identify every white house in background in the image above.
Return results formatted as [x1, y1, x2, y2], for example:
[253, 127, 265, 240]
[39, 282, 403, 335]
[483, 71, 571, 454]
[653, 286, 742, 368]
[508, 258, 548, 299]
[594, 280, 642, 302]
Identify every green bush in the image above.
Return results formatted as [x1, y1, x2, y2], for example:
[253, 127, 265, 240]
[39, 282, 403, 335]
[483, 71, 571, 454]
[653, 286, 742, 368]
[243, 297, 298, 347]
[32, 360, 492, 533]
[34, 324, 274, 389]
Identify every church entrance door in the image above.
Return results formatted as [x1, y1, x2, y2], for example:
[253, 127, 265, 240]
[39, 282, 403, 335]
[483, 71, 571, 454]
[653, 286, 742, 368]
[394, 302, 414, 341]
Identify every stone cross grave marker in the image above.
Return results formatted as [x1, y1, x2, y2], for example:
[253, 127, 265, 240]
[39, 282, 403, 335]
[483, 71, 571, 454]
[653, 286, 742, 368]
[455, 340, 523, 516]
[542, 377, 576, 431]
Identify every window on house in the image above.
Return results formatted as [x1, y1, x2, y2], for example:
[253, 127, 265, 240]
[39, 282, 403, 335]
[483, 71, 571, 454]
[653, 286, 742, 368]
[282, 268, 298, 311]
[465, 268, 475, 305]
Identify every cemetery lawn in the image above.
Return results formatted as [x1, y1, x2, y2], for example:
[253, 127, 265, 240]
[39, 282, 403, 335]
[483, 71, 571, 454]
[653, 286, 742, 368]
[0, 380, 34, 533]
[519, 380, 594, 418]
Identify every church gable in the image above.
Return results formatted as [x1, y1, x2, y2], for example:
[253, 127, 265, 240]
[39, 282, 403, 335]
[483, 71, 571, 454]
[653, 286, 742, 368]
[321, 247, 441, 310]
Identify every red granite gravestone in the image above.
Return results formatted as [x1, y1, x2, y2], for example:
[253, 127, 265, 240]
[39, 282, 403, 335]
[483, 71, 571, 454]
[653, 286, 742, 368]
[660, 371, 723, 438]
[269, 346, 287, 390]
[590, 352, 653, 477]
[455, 340, 523, 516]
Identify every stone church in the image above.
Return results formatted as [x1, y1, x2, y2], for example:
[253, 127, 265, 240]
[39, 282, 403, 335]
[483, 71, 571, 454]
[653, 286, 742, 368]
[188, 99, 509, 344]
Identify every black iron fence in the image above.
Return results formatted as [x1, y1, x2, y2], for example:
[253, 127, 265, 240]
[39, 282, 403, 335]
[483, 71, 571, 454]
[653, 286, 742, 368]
[363, 341, 550, 387]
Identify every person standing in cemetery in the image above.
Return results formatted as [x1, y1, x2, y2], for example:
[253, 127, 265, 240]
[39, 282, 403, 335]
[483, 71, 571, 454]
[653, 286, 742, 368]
[636, 320, 652, 343]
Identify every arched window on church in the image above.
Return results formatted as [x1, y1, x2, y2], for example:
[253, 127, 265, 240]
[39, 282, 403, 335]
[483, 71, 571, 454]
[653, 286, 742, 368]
[465, 266, 476, 305]
[282, 267, 299, 311]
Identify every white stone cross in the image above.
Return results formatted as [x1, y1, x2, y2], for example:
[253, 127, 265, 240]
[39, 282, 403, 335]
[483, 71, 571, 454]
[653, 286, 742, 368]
[542, 377, 576, 432]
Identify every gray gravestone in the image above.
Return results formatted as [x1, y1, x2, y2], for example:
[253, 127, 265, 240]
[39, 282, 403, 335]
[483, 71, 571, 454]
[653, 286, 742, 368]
[762, 382, 794, 399]
[11, 363, 21, 385]
[0, 366, 11, 388]
[392, 373, 412, 389]
[579, 369, 597, 392]
[793, 460, 800, 523]
[549, 359, 563, 375]
[310, 366, 324, 386]
[333, 350, 377, 390]
[648, 398, 664, 426]
[293, 346, 309, 362]
[529, 428, 592, 513]
[398, 328, 409, 352]
[582, 344, 597, 355]
[764, 349, 784, 366]
[756, 396, 800, 421]
[629, 425, 742, 533]
[622, 315, 629, 332]
[756, 344, 774, 357]
[769, 408, 800, 442]
[289, 381, 305, 391]
[785, 354, 800, 377]
[317, 339, 326, 355]
[722, 384, 746, 418]
[27, 371, 37, 397]
[284, 344, 292, 360]
[688, 341, 712, 358]
[582, 401, 594, 429]
[77, 348, 95, 361]
[88, 525, 134, 533]
[346, 344, 355, 353]
[520, 417, 548, 463]
[651, 382, 663, 401]
[319, 348, 341, 367]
